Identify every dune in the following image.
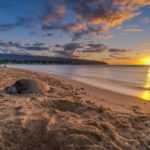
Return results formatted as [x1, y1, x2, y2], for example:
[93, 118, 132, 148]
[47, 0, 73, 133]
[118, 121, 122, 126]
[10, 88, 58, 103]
[0, 67, 150, 150]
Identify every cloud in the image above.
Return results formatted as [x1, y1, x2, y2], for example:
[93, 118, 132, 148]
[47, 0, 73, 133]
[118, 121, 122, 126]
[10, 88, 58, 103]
[71, 0, 144, 27]
[41, 0, 149, 40]
[83, 44, 108, 53]
[0, 40, 24, 49]
[0, 39, 56, 56]
[43, 21, 86, 33]
[123, 27, 143, 32]
[140, 42, 150, 49]
[109, 48, 131, 53]
[62, 22, 86, 32]
[107, 47, 134, 63]
[73, 0, 137, 26]
[55, 43, 108, 55]
[141, 17, 150, 24]
[29, 31, 38, 36]
[55, 43, 83, 58]
[43, 24, 106, 40]
[23, 46, 49, 51]
[72, 26, 107, 41]
[0, 24, 14, 32]
[55, 42, 131, 58]
[0, 17, 34, 32]
[0, 38, 134, 62]
[1, 0, 149, 40]
[0, 40, 49, 51]
[42, 33, 53, 37]
[23, 42, 49, 51]
[101, 34, 113, 40]
[42, 3, 65, 25]
[109, 55, 131, 60]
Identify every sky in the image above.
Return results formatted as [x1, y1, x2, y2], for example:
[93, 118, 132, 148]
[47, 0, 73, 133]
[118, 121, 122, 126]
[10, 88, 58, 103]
[0, 0, 150, 65]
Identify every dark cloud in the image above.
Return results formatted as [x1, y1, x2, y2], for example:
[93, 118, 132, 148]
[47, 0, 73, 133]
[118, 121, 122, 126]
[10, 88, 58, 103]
[29, 31, 38, 35]
[55, 43, 83, 58]
[71, 28, 95, 41]
[0, 40, 49, 51]
[32, 42, 45, 47]
[23, 46, 49, 51]
[109, 54, 131, 60]
[54, 42, 131, 58]
[109, 48, 131, 53]
[42, 33, 53, 37]
[108, 48, 132, 60]
[0, 38, 134, 61]
[0, 40, 21, 48]
[0, 17, 34, 32]
[63, 43, 83, 51]
[55, 43, 82, 50]
[72, 26, 106, 40]
[83, 44, 108, 53]
[42, 21, 106, 41]
[42, 3, 65, 25]
[108, 54, 133, 60]
[0, 24, 14, 32]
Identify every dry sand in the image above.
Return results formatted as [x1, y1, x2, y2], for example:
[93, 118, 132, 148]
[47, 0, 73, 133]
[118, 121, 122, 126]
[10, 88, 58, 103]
[0, 67, 150, 150]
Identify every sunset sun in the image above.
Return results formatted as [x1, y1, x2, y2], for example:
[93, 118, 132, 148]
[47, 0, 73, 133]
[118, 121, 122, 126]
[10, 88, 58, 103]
[141, 58, 150, 65]
[145, 58, 150, 65]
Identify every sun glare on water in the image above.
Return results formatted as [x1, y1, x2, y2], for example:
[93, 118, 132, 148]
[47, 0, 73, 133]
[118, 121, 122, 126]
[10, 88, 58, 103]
[139, 68, 150, 100]
[148, 60, 150, 65]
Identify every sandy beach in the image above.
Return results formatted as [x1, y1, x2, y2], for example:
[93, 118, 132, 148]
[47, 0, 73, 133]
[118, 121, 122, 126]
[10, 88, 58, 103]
[0, 67, 150, 150]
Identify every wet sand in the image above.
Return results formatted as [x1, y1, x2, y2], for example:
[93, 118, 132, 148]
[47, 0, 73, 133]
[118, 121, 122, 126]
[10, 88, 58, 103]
[0, 67, 150, 150]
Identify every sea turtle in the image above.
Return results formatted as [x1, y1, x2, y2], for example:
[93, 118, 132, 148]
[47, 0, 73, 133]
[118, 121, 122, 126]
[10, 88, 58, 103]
[5, 78, 49, 94]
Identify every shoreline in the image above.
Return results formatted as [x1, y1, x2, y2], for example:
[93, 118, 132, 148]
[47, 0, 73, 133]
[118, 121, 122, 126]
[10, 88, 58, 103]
[6, 67, 150, 113]
[49, 73, 150, 114]
[7, 66, 150, 114]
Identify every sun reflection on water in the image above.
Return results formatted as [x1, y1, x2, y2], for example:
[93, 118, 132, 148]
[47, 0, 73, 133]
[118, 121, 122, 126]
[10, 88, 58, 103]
[139, 67, 150, 100]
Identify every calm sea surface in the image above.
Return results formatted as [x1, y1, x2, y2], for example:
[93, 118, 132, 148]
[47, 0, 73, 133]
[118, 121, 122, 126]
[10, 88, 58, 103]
[7, 64, 150, 101]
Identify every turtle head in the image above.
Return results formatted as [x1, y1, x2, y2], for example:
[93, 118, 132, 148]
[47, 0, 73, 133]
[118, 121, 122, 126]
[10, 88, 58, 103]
[5, 86, 17, 94]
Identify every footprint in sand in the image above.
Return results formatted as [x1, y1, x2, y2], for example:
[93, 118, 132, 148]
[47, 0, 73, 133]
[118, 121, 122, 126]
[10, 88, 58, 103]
[14, 106, 26, 116]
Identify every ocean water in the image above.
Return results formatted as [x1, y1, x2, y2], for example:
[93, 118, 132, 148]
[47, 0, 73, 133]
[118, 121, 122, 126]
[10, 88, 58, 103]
[7, 64, 150, 101]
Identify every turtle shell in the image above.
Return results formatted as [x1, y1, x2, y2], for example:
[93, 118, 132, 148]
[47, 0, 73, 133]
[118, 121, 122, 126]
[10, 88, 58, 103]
[6, 78, 49, 94]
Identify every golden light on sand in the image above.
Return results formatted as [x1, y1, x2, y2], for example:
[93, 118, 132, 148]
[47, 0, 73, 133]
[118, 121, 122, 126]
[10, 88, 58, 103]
[144, 68, 150, 89]
[139, 68, 150, 100]
[140, 91, 150, 101]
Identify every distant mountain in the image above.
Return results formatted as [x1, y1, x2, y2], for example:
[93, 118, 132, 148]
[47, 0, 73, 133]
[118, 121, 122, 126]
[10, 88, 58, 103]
[0, 53, 108, 65]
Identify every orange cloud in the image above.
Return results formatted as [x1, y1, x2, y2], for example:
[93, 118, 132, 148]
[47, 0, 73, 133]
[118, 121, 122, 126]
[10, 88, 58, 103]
[105, 11, 138, 26]
[63, 22, 86, 31]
